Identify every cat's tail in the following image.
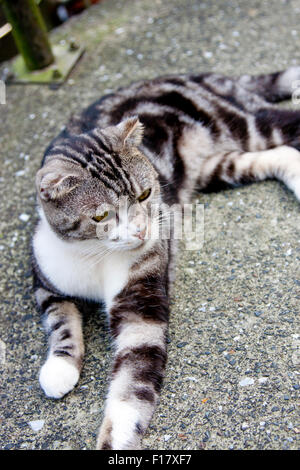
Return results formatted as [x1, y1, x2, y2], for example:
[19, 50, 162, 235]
[236, 66, 300, 103]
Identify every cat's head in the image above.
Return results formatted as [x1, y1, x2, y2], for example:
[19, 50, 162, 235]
[36, 117, 161, 251]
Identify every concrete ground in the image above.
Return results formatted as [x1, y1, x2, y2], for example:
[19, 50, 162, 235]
[0, 0, 299, 450]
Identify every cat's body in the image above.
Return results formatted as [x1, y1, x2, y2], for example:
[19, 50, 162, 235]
[32, 67, 300, 449]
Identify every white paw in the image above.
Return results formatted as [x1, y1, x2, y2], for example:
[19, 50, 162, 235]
[293, 181, 300, 201]
[286, 175, 300, 201]
[97, 401, 142, 449]
[279, 66, 300, 91]
[39, 356, 79, 399]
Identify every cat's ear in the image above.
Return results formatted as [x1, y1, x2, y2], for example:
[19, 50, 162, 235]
[101, 117, 144, 150]
[36, 162, 82, 202]
[116, 116, 144, 147]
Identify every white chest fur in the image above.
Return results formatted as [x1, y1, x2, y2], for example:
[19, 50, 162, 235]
[33, 217, 134, 308]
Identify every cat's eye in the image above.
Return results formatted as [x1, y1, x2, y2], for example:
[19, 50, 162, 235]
[92, 211, 109, 222]
[137, 188, 151, 202]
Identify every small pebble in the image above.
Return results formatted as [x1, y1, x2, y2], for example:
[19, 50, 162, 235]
[254, 311, 263, 317]
[19, 213, 30, 222]
[28, 420, 45, 432]
[258, 377, 268, 384]
[239, 377, 254, 387]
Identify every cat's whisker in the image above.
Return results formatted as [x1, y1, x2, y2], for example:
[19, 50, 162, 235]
[81, 245, 115, 265]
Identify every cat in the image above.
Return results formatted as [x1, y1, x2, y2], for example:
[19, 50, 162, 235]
[32, 67, 300, 449]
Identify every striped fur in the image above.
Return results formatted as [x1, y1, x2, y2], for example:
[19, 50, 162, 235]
[32, 67, 300, 449]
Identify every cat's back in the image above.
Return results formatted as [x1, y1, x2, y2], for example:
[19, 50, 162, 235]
[53, 73, 243, 141]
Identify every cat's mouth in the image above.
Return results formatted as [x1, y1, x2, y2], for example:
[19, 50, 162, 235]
[105, 233, 153, 253]
[115, 238, 146, 251]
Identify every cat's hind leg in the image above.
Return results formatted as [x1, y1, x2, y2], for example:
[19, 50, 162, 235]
[254, 107, 300, 152]
[236, 67, 300, 103]
[191, 67, 300, 111]
[200, 145, 300, 201]
[36, 287, 84, 399]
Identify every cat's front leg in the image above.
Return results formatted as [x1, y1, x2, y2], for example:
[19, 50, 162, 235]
[97, 275, 169, 450]
[36, 288, 84, 399]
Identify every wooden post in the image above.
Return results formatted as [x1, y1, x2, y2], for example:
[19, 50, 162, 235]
[1, 0, 54, 71]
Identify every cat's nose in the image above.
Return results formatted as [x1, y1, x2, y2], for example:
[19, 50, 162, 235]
[135, 226, 147, 240]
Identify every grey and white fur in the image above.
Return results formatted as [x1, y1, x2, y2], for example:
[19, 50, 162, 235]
[32, 67, 300, 449]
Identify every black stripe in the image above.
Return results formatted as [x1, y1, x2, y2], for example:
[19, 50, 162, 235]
[99, 154, 128, 191]
[164, 113, 186, 203]
[63, 220, 81, 233]
[110, 97, 140, 123]
[41, 295, 65, 313]
[216, 105, 249, 148]
[111, 152, 135, 194]
[89, 130, 111, 154]
[100, 441, 112, 450]
[87, 154, 126, 193]
[101, 168, 120, 185]
[134, 387, 155, 403]
[226, 161, 235, 180]
[110, 275, 169, 338]
[139, 111, 184, 203]
[60, 329, 71, 340]
[133, 345, 167, 393]
[85, 150, 94, 163]
[139, 113, 169, 155]
[68, 137, 89, 155]
[255, 109, 273, 140]
[113, 345, 167, 392]
[46, 305, 60, 316]
[53, 349, 73, 358]
[98, 174, 121, 195]
[48, 141, 88, 167]
[189, 73, 211, 84]
[153, 91, 220, 137]
[78, 134, 106, 158]
[256, 108, 300, 145]
[46, 147, 87, 168]
[196, 78, 246, 111]
[162, 77, 186, 87]
[201, 154, 232, 193]
[51, 320, 65, 331]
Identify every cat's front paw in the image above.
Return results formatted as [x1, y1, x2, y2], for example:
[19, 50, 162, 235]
[293, 178, 300, 201]
[96, 405, 143, 450]
[39, 356, 79, 399]
[286, 173, 300, 201]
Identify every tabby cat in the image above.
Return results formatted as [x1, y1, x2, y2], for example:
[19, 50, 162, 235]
[32, 67, 300, 449]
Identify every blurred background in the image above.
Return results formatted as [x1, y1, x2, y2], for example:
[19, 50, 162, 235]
[0, 0, 101, 63]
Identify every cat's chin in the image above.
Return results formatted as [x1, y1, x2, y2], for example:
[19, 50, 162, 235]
[111, 238, 153, 253]
[117, 240, 147, 252]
